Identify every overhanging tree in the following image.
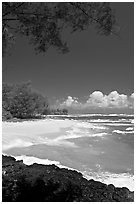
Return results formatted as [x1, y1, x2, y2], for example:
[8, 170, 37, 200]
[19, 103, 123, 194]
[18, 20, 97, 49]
[2, 2, 118, 56]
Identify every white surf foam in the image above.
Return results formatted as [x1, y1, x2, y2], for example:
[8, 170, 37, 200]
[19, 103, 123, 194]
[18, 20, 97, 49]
[92, 132, 108, 137]
[2, 119, 110, 151]
[2, 139, 33, 151]
[65, 114, 134, 117]
[75, 122, 107, 130]
[13, 155, 134, 191]
[103, 123, 133, 126]
[14, 155, 79, 172]
[84, 171, 134, 191]
[2, 119, 79, 150]
[131, 120, 134, 124]
[92, 125, 107, 130]
[113, 130, 134, 134]
[126, 127, 134, 131]
[15, 155, 61, 166]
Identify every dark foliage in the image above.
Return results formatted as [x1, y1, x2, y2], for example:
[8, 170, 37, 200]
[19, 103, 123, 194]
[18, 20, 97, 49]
[2, 2, 117, 56]
[46, 108, 68, 115]
[2, 108, 13, 121]
[2, 155, 134, 202]
[2, 82, 68, 120]
[62, 108, 68, 115]
[2, 82, 49, 119]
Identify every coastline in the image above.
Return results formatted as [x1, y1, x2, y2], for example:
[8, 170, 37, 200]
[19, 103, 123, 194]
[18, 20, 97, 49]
[2, 117, 134, 192]
[15, 154, 134, 191]
[2, 154, 134, 202]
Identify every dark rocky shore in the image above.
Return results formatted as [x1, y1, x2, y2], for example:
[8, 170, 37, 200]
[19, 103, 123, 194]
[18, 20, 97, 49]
[2, 155, 134, 202]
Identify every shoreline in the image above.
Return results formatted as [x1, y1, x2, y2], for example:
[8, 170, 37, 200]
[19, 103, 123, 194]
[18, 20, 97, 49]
[15, 155, 134, 191]
[2, 113, 134, 123]
[3, 152, 134, 192]
[2, 117, 134, 191]
[2, 154, 134, 202]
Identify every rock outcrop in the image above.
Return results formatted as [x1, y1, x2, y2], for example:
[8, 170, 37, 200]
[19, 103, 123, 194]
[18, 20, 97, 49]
[2, 155, 134, 202]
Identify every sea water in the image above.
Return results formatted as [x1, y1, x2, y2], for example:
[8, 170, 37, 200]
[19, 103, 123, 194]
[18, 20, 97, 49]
[2, 114, 134, 191]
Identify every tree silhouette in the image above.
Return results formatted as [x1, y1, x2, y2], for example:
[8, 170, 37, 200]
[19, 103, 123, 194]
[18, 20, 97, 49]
[2, 2, 117, 56]
[2, 82, 49, 119]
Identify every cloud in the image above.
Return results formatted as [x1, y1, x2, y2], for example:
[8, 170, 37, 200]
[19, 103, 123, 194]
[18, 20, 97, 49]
[128, 93, 134, 109]
[60, 96, 81, 108]
[59, 91, 134, 110]
[106, 91, 128, 108]
[130, 93, 134, 99]
[86, 91, 107, 108]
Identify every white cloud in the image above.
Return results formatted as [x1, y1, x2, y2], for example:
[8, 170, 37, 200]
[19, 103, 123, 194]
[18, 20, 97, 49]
[60, 96, 81, 108]
[86, 91, 108, 108]
[85, 91, 129, 108]
[59, 91, 134, 110]
[106, 91, 128, 108]
[130, 93, 134, 99]
[128, 93, 134, 109]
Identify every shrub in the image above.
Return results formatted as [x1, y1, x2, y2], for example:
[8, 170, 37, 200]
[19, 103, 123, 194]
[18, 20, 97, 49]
[2, 82, 49, 119]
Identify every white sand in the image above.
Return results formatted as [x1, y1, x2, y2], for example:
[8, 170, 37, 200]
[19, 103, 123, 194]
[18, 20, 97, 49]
[2, 119, 78, 150]
[2, 119, 106, 150]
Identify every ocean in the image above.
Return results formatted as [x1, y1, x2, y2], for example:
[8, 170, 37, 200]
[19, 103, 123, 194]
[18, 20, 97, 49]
[2, 114, 134, 191]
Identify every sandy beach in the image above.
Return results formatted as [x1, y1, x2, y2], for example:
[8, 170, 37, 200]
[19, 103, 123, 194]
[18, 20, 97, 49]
[3, 119, 81, 150]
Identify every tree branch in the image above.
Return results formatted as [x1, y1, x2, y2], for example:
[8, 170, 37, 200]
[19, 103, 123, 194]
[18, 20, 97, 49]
[13, 12, 46, 16]
[3, 18, 20, 21]
[69, 2, 120, 38]
[2, 2, 25, 17]
[3, 13, 55, 21]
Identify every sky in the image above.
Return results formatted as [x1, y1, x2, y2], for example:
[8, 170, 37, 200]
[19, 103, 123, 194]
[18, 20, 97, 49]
[2, 2, 134, 114]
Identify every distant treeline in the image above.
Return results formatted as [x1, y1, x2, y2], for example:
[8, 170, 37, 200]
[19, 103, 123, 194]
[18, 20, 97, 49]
[2, 82, 68, 120]
[43, 108, 68, 116]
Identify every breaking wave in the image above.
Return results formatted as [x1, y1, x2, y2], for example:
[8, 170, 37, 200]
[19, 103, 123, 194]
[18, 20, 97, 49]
[83, 168, 134, 191]
[12, 155, 134, 191]
[112, 130, 134, 134]
[2, 116, 134, 192]
[60, 114, 134, 117]
[15, 155, 79, 171]
[126, 127, 134, 131]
